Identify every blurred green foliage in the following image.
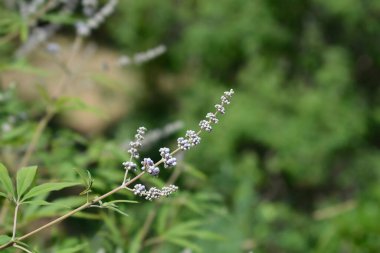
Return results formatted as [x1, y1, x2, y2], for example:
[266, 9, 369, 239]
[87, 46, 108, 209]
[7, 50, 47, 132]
[1, 0, 380, 252]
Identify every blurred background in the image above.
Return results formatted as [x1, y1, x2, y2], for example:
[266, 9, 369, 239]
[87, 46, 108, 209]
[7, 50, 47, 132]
[1, 0, 380, 252]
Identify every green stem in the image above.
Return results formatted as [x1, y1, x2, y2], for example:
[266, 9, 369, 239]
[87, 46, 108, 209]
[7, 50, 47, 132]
[13, 243, 32, 253]
[11, 203, 20, 240]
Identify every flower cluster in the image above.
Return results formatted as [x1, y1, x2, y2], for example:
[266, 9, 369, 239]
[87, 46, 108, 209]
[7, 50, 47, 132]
[132, 184, 178, 201]
[199, 89, 234, 132]
[199, 120, 212, 132]
[132, 184, 146, 196]
[141, 158, 160, 176]
[122, 161, 137, 171]
[177, 130, 201, 150]
[159, 147, 177, 168]
[128, 127, 147, 159]
[76, 0, 118, 36]
[215, 89, 234, 114]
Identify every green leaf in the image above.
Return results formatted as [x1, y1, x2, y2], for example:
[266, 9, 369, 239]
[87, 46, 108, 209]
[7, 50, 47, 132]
[0, 235, 11, 244]
[184, 164, 207, 181]
[104, 206, 129, 217]
[55, 243, 87, 253]
[16, 166, 37, 200]
[22, 200, 67, 207]
[105, 200, 138, 205]
[0, 163, 15, 199]
[166, 237, 202, 253]
[164, 220, 203, 236]
[0, 191, 8, 199]
[74, 167, 89, 186]
[22, 182, 79, 201]
[74, 168, 93, 195]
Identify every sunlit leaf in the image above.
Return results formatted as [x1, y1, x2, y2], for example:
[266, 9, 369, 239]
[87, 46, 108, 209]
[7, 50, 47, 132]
[16, 165, 37, 200]
[22, 182, 79, 201]
[0, 163, 15, 199]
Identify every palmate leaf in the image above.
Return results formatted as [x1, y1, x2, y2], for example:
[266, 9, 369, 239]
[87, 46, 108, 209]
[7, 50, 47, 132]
[0, 163, 15, 199]
[22, 182, 79, 201]
[16, 165, 37, 200]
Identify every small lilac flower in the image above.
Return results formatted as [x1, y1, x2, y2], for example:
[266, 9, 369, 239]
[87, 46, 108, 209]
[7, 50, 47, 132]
[141, 158, 154, 170]
[145, 187, 161, 201]
[199, 120, 212, 132]
[122, 161, 137, 171]
[128, 126, 147, 159]
[159, 147, 171, 159]
[161, 185, 178, 196]
[206, 112, 218, 124]
[165, 157, 177, 168]
[185, 130, 201, 146]
[147, 166, 160, 176]
[159, 147, 177, 168]
[177, 137, 191, 150]
[215, 104, 225, 114]
[133, 184, 146, 196]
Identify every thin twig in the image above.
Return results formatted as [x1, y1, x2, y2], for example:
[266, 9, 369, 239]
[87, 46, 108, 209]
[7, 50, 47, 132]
[13, 243, 32, 253]
[11, 203, 20, 240]
[18, 108, 55, 169]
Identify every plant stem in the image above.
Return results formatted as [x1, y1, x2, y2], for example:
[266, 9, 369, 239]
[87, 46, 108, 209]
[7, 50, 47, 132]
[13, 243, 32, 253]
[18, 108, 55, 169]
[11, 203, 20, 240]
[0, 171, 146, 250]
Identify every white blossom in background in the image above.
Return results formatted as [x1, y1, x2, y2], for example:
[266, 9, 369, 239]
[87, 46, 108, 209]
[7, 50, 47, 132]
[118, 45, 167, 66]
[76, 0, 118, 37]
